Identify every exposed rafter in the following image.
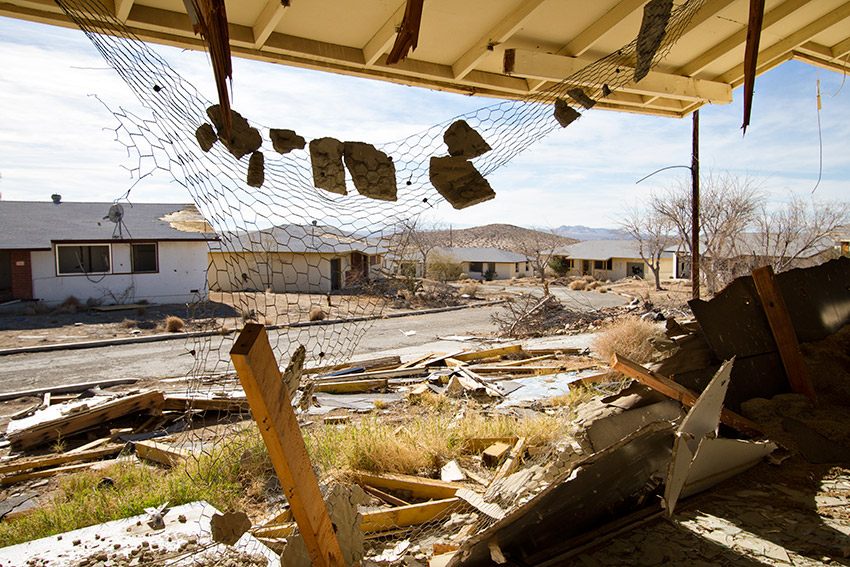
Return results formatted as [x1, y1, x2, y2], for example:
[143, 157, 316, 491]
[362, 1, 406, 66]
[451, 0, 547, 80]
[114, 0, 133, 21]
[505, 48, 732, 104]
[252, 0, 289, 49]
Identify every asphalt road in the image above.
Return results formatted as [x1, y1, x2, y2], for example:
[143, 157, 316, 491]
[0, 304, 504, 394]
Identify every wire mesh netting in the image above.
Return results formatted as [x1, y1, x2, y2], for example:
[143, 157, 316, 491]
[46, 0, 710, 564]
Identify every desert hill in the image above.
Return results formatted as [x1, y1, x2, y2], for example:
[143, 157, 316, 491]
[413, 223, 578, 254]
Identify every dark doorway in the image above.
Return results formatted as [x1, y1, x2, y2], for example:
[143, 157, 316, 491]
[0, 251, 11, 301]
[330, 258, 341, 291]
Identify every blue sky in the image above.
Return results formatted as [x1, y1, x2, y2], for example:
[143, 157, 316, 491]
[0, 15, 847, 229]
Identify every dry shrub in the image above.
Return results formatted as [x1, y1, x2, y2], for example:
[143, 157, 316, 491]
[598, 287, 608, 293]
[23, 301, 50, 315]
[120, 318, 137, 329]
[592, 316, 663, 365]
[54, 296, 82, 314]
[164, 316, 185, 332]
[583, 275, 596, 282]
[459, 282, 480, 297]
[569, 279, 587, 291]
[587, 281, 601, 290]
[309, 307, 327, 321]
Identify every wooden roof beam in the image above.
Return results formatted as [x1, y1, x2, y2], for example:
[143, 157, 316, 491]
[252, 0, 290, 49]
[505, 49, 732, 104]
[451, 0, 547, 80]
[792, 51, 850, 74]
[716, 1, 850, 86]
[832, 36, 850, 58]
[676, 0, 810, 77]
[363, 1, 406, 65]
[114, 0, 133, 22]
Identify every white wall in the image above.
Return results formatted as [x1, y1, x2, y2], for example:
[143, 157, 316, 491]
[209, 252, 342, 293]
[559, 256, 676, 281]
[31, 241, 209, 305]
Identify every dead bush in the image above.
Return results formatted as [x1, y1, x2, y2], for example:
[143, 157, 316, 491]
[120, 318, 137, 329]
[583, 275, 596, 282]
[459, 282, 480, 297]
[587, 281, 601, 290]
[164, 316, 185, 332]
[598, 287, 608, 293]
[23, 301, 50, 315]
[54, 296, 82, 315]
[569, 280, 587, 291]
[491, 294, 584, 337]
[592, 316, 663, 365]
[309, 307, 327, 321]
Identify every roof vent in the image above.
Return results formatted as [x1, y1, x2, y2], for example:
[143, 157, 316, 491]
[51, 194, 62, 204]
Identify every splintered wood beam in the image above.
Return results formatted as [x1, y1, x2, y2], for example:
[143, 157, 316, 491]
[351, 471, 463, 500]
[742, 0, 765, 133]
[386, 0, 424, 65]
[452, 344, 523, 362]
[0, 446, 123, 476]
[114, 0, 134, 21]
[252, 0, 289, 49]
[611, 353, 763, 437]
[751, 266, 818, 405]
[134, 439, 193, 467]
[230, 324, 345, 567]
[360, 498, 461, 533]
[363, 1, 408, 65]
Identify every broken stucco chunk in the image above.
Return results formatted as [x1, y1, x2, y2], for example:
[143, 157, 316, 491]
[309, 137, 347, 195]
[210, 511, 251, 545]
[566, 88, 596, 110]
[444, 120, 492, 159]
[247, 151, 264, 188]
[270, 128, 307, 154]
[342, 142, 398, 201]
[429, 156, 495, 210]
[281, 483, 366, 567]
[195, 123, 217, 152]
[206, 105, 262, 159]
[635, 0, 674, 82]
[553, 99, 580, 128]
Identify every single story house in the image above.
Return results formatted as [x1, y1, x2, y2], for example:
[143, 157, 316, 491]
[433, 247, 533, 280]
[209, 224, 386, 294]
[0, 199, 216, 305]
[551, 240, 677, 281]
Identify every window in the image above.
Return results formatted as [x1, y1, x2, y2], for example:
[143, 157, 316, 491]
[57, 245, 110, 275]
[593, 259, 613, 270]
[469, 262, 483, 272]
[132, 243, 158, 273]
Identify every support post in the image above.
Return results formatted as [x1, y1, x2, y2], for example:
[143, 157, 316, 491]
[751, 266, 818, 405]
[691, 109, 700, 300]
[230, 324, 345, 567]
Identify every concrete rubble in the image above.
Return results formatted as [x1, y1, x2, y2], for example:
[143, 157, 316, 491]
[428, 156, 495, 210]
[247, 151, 265, 188]
[206, 105, 262, 160]
[269, 129, 306, 154]
[309, 137, 347, 195]
[342, 142, 397, 201]
[442, 121, 491, 159]
[553, 99, 580, 128]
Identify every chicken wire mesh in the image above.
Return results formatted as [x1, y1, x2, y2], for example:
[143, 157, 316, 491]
[47, 0, 709, 563]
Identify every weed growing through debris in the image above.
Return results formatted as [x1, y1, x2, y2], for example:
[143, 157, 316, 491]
[164, 315, 185, 332]
[591, 316, 664, 365]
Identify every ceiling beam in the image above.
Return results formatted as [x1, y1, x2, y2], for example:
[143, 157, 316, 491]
[506, 49, 732, 104]
[792, 51, 850, 74]
[561, 0, 646, 58]
[252, 0, 289, 49]
[676, 0, 809, 77]
[715, 0, 850, 86]
[114, 0, 133, 22]
[362, 1, 406, 66]
[831, 36, 850, 58]
[451, 0, 547, 80]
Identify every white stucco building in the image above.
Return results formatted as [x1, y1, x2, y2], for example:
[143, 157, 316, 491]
[0, 199, 216, 305]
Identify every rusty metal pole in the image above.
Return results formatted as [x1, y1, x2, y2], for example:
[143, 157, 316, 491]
[691, 109, 700, 300]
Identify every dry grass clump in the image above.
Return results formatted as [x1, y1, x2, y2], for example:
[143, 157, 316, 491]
[583, 275, 596, 282]
[309, 307, 327, 321]
[569, 279, 587, 291]
[120, 318, 137, 329]
[459, 282, 480, 297]
[164, 315, 185, 332]
[22, 301, 50, 315]
[592, 316, 663, 365]
[587, 281, 602, 290]
[53, 296, 82, 315]
[548, 384, 597, 408]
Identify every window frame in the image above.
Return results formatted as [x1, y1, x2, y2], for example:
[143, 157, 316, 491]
[55, 244, 112, 276]
[131, 242, 159, 274]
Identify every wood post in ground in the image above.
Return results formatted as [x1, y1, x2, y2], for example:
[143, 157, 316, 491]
[230, 323, 345, 567]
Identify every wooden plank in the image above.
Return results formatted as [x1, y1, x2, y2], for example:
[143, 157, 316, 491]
[311, 366, 429, 383]
[522, 347, 585, 356]
[253, 521, 298, 539]
[7, 391, 165, 450]
[0, 446, 124, 475]
[351, 472, 464, 500]
[422, 351, 467, 367]
[363, 484, 411, 507]
[230, 324, 345, 567]
[492, 354, 556, 366]
[133, 439, 192, 467]
[751, 265, 818, 405]
[461, 437, 519, 454]
[360, 498, 462, 534]
[452, 345, 523, 362]
[489, 437, 526, 487]
[398, 352, 442, 369]
[304, 355, 403, 376]
[314, 379, 388, 393]
[2, 458, 122, 485]
[483, 443, 511, 467]
[0, 378, 140, 402]
[611, 354, 763, 437]
[163, 395, 251, 412]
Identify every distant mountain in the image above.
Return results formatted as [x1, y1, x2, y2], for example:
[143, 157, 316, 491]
[555, 225, 627, 241]
[387, 223, 578, 254]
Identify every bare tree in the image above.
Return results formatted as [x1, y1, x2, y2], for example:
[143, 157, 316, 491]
[517, 228, 564, 296]
[652, 172, 763, 295]
[388, 216, 446, 279]
[618, 203, 675, 291]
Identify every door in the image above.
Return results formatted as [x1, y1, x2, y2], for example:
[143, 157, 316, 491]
[330, 258, 341, 291]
